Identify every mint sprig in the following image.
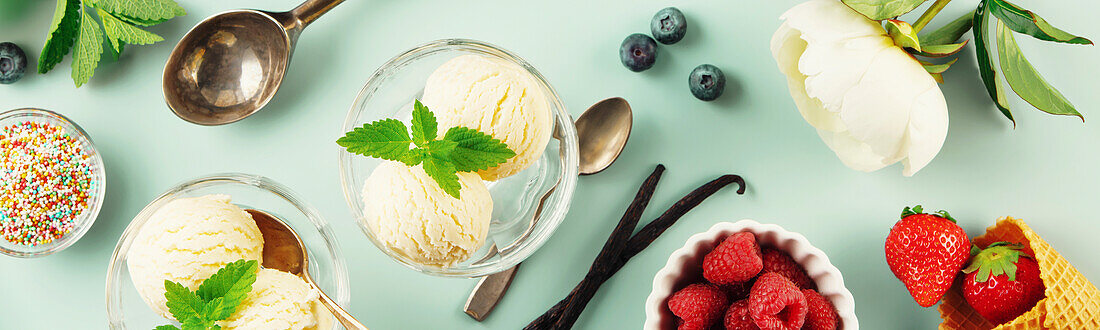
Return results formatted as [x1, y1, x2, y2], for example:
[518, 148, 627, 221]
[338, 100, 515, 198]
[155, 259, 258, 330]
[38, 0, 184, 87]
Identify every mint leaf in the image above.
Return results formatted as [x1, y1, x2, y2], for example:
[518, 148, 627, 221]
[443, 127, 516, 172]
[337, 119, 416, 162]
[410, 100, 438, 145]
[154, 326, 181, 330]
[195, 259, 257, 320]
[38, 0, 81, 74]
[996, 20, 1083, 120]
[163, 280, 204, 325]
[425, 139, 456, 159]
[93, 0, 185, 23]
[98, 8, 163, 55]
[423, 156, 462, 198]
[71, 8, 104, 87]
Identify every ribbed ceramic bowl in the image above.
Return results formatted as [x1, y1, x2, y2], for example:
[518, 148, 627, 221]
[339, 39, 579, 277]
[644, 220, 858, 329]
[0, 108, 106, 258]
[105, 174, 349, 329]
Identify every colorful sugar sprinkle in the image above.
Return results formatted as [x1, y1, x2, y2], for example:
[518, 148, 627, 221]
[0, 121, 96, 246]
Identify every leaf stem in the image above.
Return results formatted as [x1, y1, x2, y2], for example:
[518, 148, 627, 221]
[912, 0, 954, 34]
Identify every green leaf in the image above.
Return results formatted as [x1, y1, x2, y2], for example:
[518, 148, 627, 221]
[422, 156, 462, 199]
[154, 325, 181, 330]
[410, 100, 438, 146]
[443, 127, 516, 172]
[988, 0, 1092, 45]
[337, 119, 416, 163]
[98, 8, 163, 55]
[842, 0, 928, 21]
[424, 139, 457, 159]
[973, 3, 1014, 123]
[919, 10, 975, 46]
[912, 41, 968, 58]
[195, 259, 257, 320]
[38, 0, 81, 74]
[920, 58, 958, 74]
[962, 242, 1027, 282]
[163, 280, 204, 325]
[92, 0, 185, 23]
[886, 19, 921, 51]
[997, 21, 1083, 120]
[71, 8, 104, 87]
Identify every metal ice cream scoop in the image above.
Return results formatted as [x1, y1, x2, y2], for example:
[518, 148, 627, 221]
[163, 0, 344, 125]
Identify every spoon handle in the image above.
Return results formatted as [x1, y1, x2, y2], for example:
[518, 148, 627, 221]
[290, 0, 346, 28]
[316, 287, 369, 330]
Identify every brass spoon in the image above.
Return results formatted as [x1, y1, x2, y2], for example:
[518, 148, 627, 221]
[163, 0, 344, 125]
[248, 209, 368, 330]
[464, 97, 634, 321]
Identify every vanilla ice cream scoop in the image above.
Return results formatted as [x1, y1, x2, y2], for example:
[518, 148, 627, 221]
[217, 269, 331, 330]
[421, 54, 552, 181]
[126, 194, 264, 319]
[362, 161, 493, 267]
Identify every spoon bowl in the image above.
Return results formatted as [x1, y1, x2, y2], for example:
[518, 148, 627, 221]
[577, 97, 633, 175]
[249, 209, 368, 330]
[163, 11, 289, 125]
[163, 0, 344, 125]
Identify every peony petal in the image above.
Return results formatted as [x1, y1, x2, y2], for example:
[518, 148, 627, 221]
[900, 87, 950, 176]
[840, 47, 943, 164]
[816, 129, 890, 172]
[773, 21, 846, 132]
[771, 0, 950, 176]
[781, 0, 884, 43]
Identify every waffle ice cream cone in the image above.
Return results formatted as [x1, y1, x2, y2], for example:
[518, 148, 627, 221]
[938, 217, 1100, 329]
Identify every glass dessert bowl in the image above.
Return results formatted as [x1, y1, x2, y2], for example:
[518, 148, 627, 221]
[339, 39, 579, 277]
[0, 108, 106, 258]
[105, 174, 349, 329]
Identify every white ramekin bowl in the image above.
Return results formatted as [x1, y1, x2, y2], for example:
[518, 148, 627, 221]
[644, 220, 858, 329]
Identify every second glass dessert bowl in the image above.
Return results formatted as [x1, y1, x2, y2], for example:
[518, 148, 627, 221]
[105, 174, 349, 329]
[339, 39, 579, 277]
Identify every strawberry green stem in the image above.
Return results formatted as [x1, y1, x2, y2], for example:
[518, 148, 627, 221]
[912, 0, 954, 34]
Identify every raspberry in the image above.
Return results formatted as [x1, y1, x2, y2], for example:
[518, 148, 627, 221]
[801, 289, 839, 330]
[723, 279, 755, 301]
[668, 283, 729, 329]
[724, 299, 760, 330]
[749, 272, 808, 330]
[703, 232, 763, 285]
[761, 247, 816, 290]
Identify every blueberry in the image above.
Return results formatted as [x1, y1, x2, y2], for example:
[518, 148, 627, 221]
[620, 33, 658, 72]
[689, 64, 725, 101]
[651, 7, 687, 45]
[0, 42, 27, 84]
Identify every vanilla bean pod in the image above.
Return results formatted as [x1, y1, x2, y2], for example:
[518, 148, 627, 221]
[527, 173, 746, 330]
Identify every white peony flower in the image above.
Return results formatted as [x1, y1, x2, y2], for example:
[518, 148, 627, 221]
[771, 0, 949, 176]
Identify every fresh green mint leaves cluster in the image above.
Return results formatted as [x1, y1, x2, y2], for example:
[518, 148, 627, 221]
[337, 100, 515, 199]
[155, 259, 258, 330]
[40, 0, 185, 87]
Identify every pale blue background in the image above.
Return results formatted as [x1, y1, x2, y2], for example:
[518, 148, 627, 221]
[1, 0, 1098, 328]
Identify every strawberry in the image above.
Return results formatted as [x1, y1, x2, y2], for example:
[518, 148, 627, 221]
[961, 242, 1046, 325]
[884, 205, 971, 307]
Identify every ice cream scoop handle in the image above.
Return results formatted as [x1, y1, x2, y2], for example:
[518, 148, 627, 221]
[290, 0, 345, 27]
[316, 288, 369, 330]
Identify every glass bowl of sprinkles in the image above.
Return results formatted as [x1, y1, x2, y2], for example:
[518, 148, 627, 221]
[0, 108, 106, 258]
